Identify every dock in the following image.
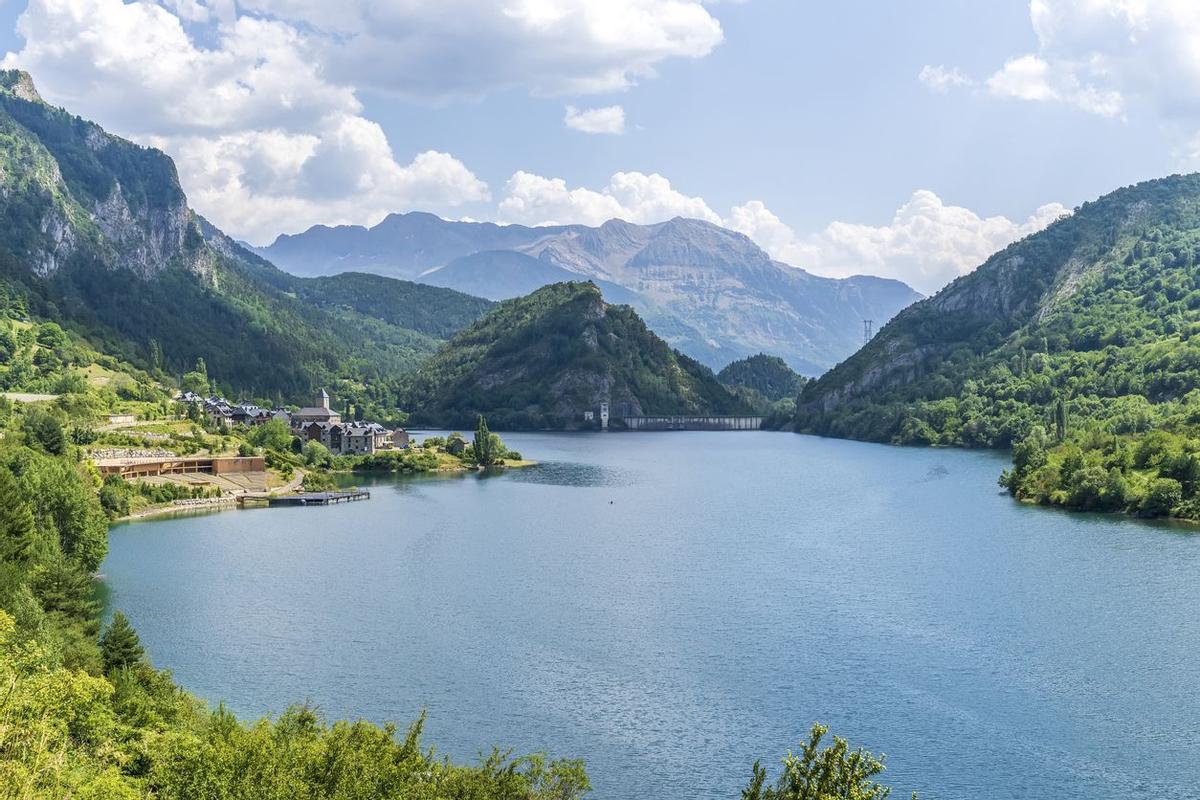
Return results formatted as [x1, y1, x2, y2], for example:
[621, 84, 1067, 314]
[238, 489, 370, 507]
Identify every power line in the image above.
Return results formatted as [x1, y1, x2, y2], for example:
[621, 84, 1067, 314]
[863, 319, 873, 345]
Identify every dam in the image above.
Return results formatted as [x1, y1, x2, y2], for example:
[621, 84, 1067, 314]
[621, 415, 764, 431]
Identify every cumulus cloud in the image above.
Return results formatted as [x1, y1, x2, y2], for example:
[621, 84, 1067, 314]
[727, 192, 1069, 294]
[917, 64, 973, 93]
[564, 105, 627, 134]
[498, 170, 720, 227]
[239, 0, 725, 99]
[986, 53, 1122, 117]
[968, 0, 1200, 127]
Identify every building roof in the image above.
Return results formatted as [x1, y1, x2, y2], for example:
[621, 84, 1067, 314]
[295, 407, 337, 418]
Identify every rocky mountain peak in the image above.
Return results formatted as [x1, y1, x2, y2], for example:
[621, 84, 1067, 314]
[0, 69, 42, 103]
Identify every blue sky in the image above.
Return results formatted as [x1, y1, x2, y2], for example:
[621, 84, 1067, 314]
[0, 1, 1192, 292]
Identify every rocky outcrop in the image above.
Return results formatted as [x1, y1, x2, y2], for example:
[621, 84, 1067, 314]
[92, 182, 192, 278]
[0, 71, 205, 281]
[0, 69, 42, 103]
[33, 207, 77, 277]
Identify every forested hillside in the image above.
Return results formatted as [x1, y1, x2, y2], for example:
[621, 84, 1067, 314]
[0, 70, 489, 403]
[796, 173, 1200, 519]
[718, 354, 807, 402]
[403, 282, 749, 429]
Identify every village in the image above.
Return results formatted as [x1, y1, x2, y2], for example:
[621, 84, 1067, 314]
[180, 388, 410, 455]
[70, 384, 526, 522]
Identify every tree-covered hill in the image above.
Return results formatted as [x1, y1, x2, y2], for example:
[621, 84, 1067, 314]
[287, 272, 495, 340]
[796, 172, 1200, 520]
[718, 353, 807, 402]
[403, 282, 749, 429]
[0, 70, 490, 401]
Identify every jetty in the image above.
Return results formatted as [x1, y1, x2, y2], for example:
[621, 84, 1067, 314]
[239, 489, 370, 508]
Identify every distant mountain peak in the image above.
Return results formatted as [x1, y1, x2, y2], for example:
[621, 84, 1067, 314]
[0, 69, 42, 103]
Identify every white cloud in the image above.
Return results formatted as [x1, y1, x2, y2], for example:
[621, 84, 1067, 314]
[238, 0, 725, 99]
[986, 53, 1123, 117]
[564, 104, 626, 134]
[971, 0, 1200, 127]
[498, 170, 720, 227]
[917, 64, 973, 93]
[727, 192, 1070, 294]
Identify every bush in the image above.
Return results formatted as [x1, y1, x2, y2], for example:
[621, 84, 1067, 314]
[302, 440, 332, 468]
[301, 471, 336, 492]
[1140, 477, 1182, 517]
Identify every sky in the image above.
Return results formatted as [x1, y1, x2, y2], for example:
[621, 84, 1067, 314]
[0, 0, 1193, 294]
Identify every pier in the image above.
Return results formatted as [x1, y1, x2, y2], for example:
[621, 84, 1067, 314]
[239, 490, 370, 507]
[621, 415, 764, 431]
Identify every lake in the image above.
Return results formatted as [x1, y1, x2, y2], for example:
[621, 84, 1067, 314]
[103, 432, 1200, 799]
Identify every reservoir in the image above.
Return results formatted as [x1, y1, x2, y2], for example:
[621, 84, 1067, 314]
[103, 432, 1200, 799]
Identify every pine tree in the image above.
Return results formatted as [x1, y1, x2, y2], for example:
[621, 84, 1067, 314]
[1054, 397, 1068, 442]
[148, 338, 163, 371]
[100, 611, 144, 673]
[0, 467, 35, 562]
[473, 415, 494, 466]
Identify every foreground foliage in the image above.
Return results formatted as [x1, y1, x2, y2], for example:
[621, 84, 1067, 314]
[0, 398, 591, 799]
[742, 724, 909, 800]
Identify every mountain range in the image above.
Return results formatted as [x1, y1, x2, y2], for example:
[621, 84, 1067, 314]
[258, 213, 922, 375]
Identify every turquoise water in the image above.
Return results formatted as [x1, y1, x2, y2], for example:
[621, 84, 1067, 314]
[103, 433, 1200, 799]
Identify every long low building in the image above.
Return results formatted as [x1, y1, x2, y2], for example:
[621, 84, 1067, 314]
[96, 456, 266, 479]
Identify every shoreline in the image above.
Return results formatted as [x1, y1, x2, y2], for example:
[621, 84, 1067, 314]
[116, 497, 237, 523]
[113, 459, 538, 523]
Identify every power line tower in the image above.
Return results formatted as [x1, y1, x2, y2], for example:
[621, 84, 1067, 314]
[863, 319, 873, 345]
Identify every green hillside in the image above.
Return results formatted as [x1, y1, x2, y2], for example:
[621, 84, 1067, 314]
[718, 353, 807, 401]
[403, 282, 749, 429]
[796, 173, 1200, 519]
[287, 271, 495, 339]
[0, 70, 488, 403]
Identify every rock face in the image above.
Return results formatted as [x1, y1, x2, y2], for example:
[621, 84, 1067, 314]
[0, 69, 195, 281]
[0, 69, 42, 103]
[258, 213, 922, 374]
